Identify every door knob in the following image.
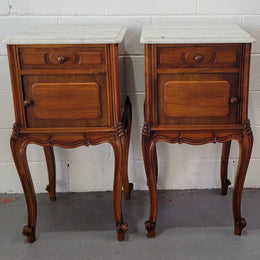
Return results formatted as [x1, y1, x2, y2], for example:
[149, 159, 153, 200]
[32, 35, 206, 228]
[24, 100, 33, 107]
[57, 56, 67, 64]
[230, 97, 239, 104]
[194, 55, 204, 63]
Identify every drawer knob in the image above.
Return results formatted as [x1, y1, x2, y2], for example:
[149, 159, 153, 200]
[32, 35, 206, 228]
[57, 56, 67, 64]
[230, 97, 239, 104]
[24, 100, 33, 107]
[194, 55, 204, 63]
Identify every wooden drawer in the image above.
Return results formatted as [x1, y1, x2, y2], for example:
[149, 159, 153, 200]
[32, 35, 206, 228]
[22, 74, 109, 128]
[157, 45, 241, 68]
[19, 46, 106, 69]
[157, 73, 239, 125]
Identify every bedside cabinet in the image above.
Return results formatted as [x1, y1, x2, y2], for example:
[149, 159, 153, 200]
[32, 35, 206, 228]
[4, 26, 132, 242]
[141, 24, 255, 237]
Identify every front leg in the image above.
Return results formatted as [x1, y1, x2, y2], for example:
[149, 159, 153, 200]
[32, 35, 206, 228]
[43, 146, 56, 201]
[233, 121, 253, 235]
[142, 123, 158, 238]
[220, 141, 231, 195]
[111, 135, 128, 241]
[10, 135, 37, 243]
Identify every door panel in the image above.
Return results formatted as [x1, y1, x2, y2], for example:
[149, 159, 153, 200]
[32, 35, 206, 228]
[158, 73, 239, 125]
[23, 74, 109, 128]
[164, 81, 230, 117]
[32, 83, 101, 120]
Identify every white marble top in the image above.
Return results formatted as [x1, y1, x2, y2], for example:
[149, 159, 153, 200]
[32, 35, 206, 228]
[3, 25, 127, 44]
[140, 24, 255, 44]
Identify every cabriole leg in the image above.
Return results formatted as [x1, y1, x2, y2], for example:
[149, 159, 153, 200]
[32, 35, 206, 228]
[233, 123, 253, 235]
[111, 137, 128, 241]
[43, 146, 56, 201]
[10, 136, 37, 243]
[221, 141, 232, 195]
[142, 128, 158, 238]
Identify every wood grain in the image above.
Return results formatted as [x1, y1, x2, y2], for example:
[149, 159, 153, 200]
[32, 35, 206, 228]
[31, 83, 101, 120]
[23, 74, 108, 128]
[164, 81, 230, 117]
[158, 73, 239, 125]
[19, 46, 105, 69]
[157, 44, 241, 68]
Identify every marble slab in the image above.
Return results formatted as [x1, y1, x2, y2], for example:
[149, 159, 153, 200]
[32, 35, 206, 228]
[3, 25, 127, 44]
[140, 24, 256, 44]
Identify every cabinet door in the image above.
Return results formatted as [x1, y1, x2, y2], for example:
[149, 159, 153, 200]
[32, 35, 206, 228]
[23, 74, 109, 128]
[157, 73, 239, 125]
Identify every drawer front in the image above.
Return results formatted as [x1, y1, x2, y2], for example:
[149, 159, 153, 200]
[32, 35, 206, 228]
[158, 73, 239, 125]
[23, 74, 109, 128]
[19, 46, 106, 69]
[157, 45, 241, 68]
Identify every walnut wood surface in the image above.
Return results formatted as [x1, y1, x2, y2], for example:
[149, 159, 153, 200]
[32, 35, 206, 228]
[143, 43, 253, 238]
[23, 74, 108, 128]
[158, 73, 239, 125]
[163, 80, 231, 117]
[7, 44, 132, 242]
[19, 46, 106, 69]
[31, 83, 101, 120]
[157, 44, 241, 68]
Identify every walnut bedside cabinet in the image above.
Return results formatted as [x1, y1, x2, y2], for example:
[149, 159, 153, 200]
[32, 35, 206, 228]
[141, 24, 255, 237]
[4, 25, 133, 242]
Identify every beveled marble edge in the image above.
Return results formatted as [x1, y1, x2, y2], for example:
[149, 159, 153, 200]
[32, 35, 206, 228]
[140, 24, 256, 44]
[3, 25, 127, 44]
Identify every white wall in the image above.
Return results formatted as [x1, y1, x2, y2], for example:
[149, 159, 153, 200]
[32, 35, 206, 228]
[0, 0, 260, 193]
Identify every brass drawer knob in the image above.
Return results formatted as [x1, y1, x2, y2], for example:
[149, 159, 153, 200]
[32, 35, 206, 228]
[194, 55, 204, 63]
[57, 56, 67, 64]
[230, 97, 239, 104]
[24, 100, 33, 107]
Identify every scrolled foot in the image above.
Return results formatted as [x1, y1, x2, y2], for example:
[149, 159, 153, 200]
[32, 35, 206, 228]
[116, 222, 128, 241]
[46, 185, 56, 201]
[221, 179, 231, 196]
[234, 218, 247, 235]
[22, 225, 36, 243]
[124, 183, 134, 200]
[145, 220, 156, 238]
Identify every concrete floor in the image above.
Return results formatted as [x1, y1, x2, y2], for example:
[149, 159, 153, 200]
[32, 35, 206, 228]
[1, 189, 260, 260]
